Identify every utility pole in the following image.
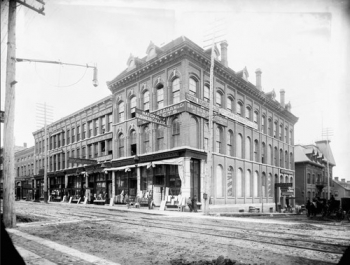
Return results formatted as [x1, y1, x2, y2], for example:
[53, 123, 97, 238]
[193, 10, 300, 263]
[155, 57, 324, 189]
[3, 0, 45, 228]
[36, 103, 53, 203]
[322, 128, 333, 200]
[203, 18, 226, 215]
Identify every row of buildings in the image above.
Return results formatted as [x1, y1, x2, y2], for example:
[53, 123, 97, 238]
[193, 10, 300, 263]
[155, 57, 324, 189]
[9, 36, 346, 211]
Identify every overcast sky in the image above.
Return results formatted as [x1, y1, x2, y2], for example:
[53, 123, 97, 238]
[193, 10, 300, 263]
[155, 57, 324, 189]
[1, 0, 350, 180]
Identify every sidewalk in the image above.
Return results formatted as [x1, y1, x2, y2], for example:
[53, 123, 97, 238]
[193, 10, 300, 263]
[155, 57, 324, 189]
[8, 229, 121, 265]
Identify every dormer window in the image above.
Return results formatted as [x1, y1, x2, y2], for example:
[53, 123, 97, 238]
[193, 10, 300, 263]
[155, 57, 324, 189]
[126, 54, 136, 72]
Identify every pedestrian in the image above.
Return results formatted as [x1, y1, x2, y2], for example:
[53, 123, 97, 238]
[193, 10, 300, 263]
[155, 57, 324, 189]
[306, 199, 311, 217]
[125, 192, 130, 208]
[192, 195, 198, 213]
[187, 197, 193, 212]
[148, 191, 154, 210]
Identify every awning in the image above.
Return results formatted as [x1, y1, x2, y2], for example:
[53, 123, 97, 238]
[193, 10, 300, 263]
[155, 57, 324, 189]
[104, 165, 136, 172]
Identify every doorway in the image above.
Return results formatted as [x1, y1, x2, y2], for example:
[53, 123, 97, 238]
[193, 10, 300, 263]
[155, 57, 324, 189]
[190, 159, 200, 202]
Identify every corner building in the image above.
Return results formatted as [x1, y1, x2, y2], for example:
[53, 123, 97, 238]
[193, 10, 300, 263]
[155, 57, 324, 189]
[106, 36, 298, 211]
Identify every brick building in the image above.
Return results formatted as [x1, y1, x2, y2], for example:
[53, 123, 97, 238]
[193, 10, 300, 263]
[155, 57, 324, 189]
[294, 140, 336, 205]
[32, 96, 113, 200]
[106, 36, 298, 211]
[333, 177, 350, 200]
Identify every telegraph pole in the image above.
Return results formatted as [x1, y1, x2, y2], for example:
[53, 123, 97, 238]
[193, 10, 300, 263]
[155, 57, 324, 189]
[3, 0, 45, 228]
[36, 103, 53, 203]
[203, 18, 226, 215]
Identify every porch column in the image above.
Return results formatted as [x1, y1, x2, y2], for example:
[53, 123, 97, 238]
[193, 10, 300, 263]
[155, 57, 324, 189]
[182, 157, 191, 198]
[112, 171, 116, 200]
[137, 166, 141, 197]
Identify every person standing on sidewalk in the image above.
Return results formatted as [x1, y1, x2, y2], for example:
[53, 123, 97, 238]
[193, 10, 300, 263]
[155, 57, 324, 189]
[148, 191, 154, 210]
[187, 197, 193, 212]
[192, 195, 198, 212]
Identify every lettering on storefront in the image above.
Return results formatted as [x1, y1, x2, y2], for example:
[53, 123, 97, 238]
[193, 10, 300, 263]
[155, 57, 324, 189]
[186, 102, 227, 126]
[68, 157, 97, 165]
[275, 183, 293, 188]
[86, 132, 112, 145]
[135, 108, 167, 127]
[96, 154, 113, 162]
[280, 169, 294, 175]
[138, 151, 180, 163]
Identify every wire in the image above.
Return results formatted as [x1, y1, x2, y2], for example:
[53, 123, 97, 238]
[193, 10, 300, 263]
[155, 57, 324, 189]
[34, 62, 89, 88]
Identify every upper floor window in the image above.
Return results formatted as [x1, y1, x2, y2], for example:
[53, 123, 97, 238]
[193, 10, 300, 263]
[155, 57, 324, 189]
[157, 84, 164, 109]
[268, 118, 272, 136]
[143, 126, 150, 153]
[289, 130, 293, 145]
[215, 126, 223, 153]
[254, 139, 259, 162]
[108, 114, 112, 132]
[204, 85, 210, 102]
[216, 91, 222, 107]
[273, 121, 277, 138]
[237, 101, 243, 116]
[227, 97, 234, 112]
[171, 118, 180, 148]
[172, 78, 180, 104]
[189, 77, 197, 96]
[88, 122, 93, 138]
[118, 133, 124, 158]
[94, 119, 99, 136]
[261, 115, 266, 133]
[290, 152, 293, 169]
[67, 130, 70, 144]
[245, 106, 251, 120]
[280, 149, 283, 167]
[77, 126, 81, 141]
[245, 136, 251, 160]
[279, 124, 283, 140]
[130, 130, 137, 155]
[62, 131, 65, 146]
[143, 91, 150, 112]
[118, 101, 125, 122]
[285, 150, 288, 169]
[227, 130, 233, 156]
[72, 128, 75, 143]
[156, 125, 164, 151]
[101, 116, 106, 133]
[237, 133, 243, 158]
[82, 124, 86, 140]
[253, 111, 258, 123]
[130, 96, 136, 118]
[285, 127, 288, 143]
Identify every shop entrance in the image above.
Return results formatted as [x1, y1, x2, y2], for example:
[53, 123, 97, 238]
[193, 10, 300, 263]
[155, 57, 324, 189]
[190, 159, 200, 202]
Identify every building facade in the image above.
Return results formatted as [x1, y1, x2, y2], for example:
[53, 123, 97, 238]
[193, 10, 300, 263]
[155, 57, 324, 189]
[294, 140, 336, 205]
[14, 145, 35, 199]
[332, 177, 350, 201]
[32, 96, 113, 200]
[106, 36, 298, 211]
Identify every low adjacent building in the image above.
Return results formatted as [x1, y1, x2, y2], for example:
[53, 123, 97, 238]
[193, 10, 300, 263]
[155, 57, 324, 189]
[333, 177, 350, 200]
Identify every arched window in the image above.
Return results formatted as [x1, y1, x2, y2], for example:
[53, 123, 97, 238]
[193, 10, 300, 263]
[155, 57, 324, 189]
[227, 130, 233, 156]
[268, 173, 273, 197]
[245, 136, 251, 160]
[280, 175, 283, 184]
[227, 97, 234, 112]
[156, 84, 164, 109]
[268, 118, 272, 136]
[216, 91, 222, 107]
[216, 165, 224, 197]
[274, 147, 278, 166]
[171, 118, 180, 148]
[285, 150, 288, 168]
[204, 84, 210, 102]
[118, 101, 125, 122]
[143, 90, 150, 112]
[156, 125, 164, 151]
[189, 77, 197, 96]
[290, 152, 293, 169]
[172, 78, 180, 104]
[254, 139, 259, 162]
[118, 133, 124, 157]
[273, 121, 277, 138]
[142, 126, 150, 153]
[262, 172, 266, 197]
[290, 177, 293, 185]
[285, 176, 289, 183]
[307, 173, 311, 184]
[130, 129, 137, 155]
[130, 96, 136, 118]
[246, 106, 251, 120]
[280, 149, 283, 167]
[215, 126, 223, 153]
[279, 124, 283, 140]
[261, 142, 266, 163]
[261, 115, 266, 133]
[268, 144, 272, 165]
[204, 123, 209, 151]
[285, 127, 288, 143]
[245, 169, 251, 197]
[237, 168, 243, 197]
[227, 166, 234, 197]
[253, 171, 259, 197]
[253, 111, 258, 123]
[237, 101, 243, 116]
[289, 129, 293, 144]
[236, 133, 243, 158]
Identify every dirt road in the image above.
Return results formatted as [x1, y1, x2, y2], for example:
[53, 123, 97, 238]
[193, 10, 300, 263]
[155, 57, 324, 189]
[8, 201, 350, 265]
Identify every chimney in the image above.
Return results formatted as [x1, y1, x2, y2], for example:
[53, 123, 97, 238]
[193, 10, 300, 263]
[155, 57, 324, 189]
[341, 178, 346, 182]
[255, 68, 262, 91]
[280, 89, 285, 108]
[220, 41, 228, 67]
[24, 142, 27, 148]
[334, 177, 339, 181]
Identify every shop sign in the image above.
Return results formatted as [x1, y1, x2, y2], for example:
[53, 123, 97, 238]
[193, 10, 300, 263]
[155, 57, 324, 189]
[96, 154, 113, 162]
[86, 132, 112, 145]
[186, 102, 227, 126]
[281, 191, 294, 196]
[153, 102, 186, 117]
[280, 169, 294, 175]
[68, 157, 97, 165]
[275, 183, 293, 188]
[135, 108, 167, 127]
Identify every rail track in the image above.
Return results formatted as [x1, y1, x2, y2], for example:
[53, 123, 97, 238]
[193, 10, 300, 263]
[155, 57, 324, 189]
[14, 201, 349, 263]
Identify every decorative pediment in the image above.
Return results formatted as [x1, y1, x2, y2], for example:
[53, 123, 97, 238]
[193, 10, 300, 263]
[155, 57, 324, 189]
[146, 41, 162, 61]
[127, 54, 136, 72]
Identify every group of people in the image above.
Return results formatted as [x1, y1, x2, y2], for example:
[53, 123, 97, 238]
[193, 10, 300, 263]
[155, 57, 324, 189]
[305, 195, 335, 217]
[186, 195, 198, 212]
